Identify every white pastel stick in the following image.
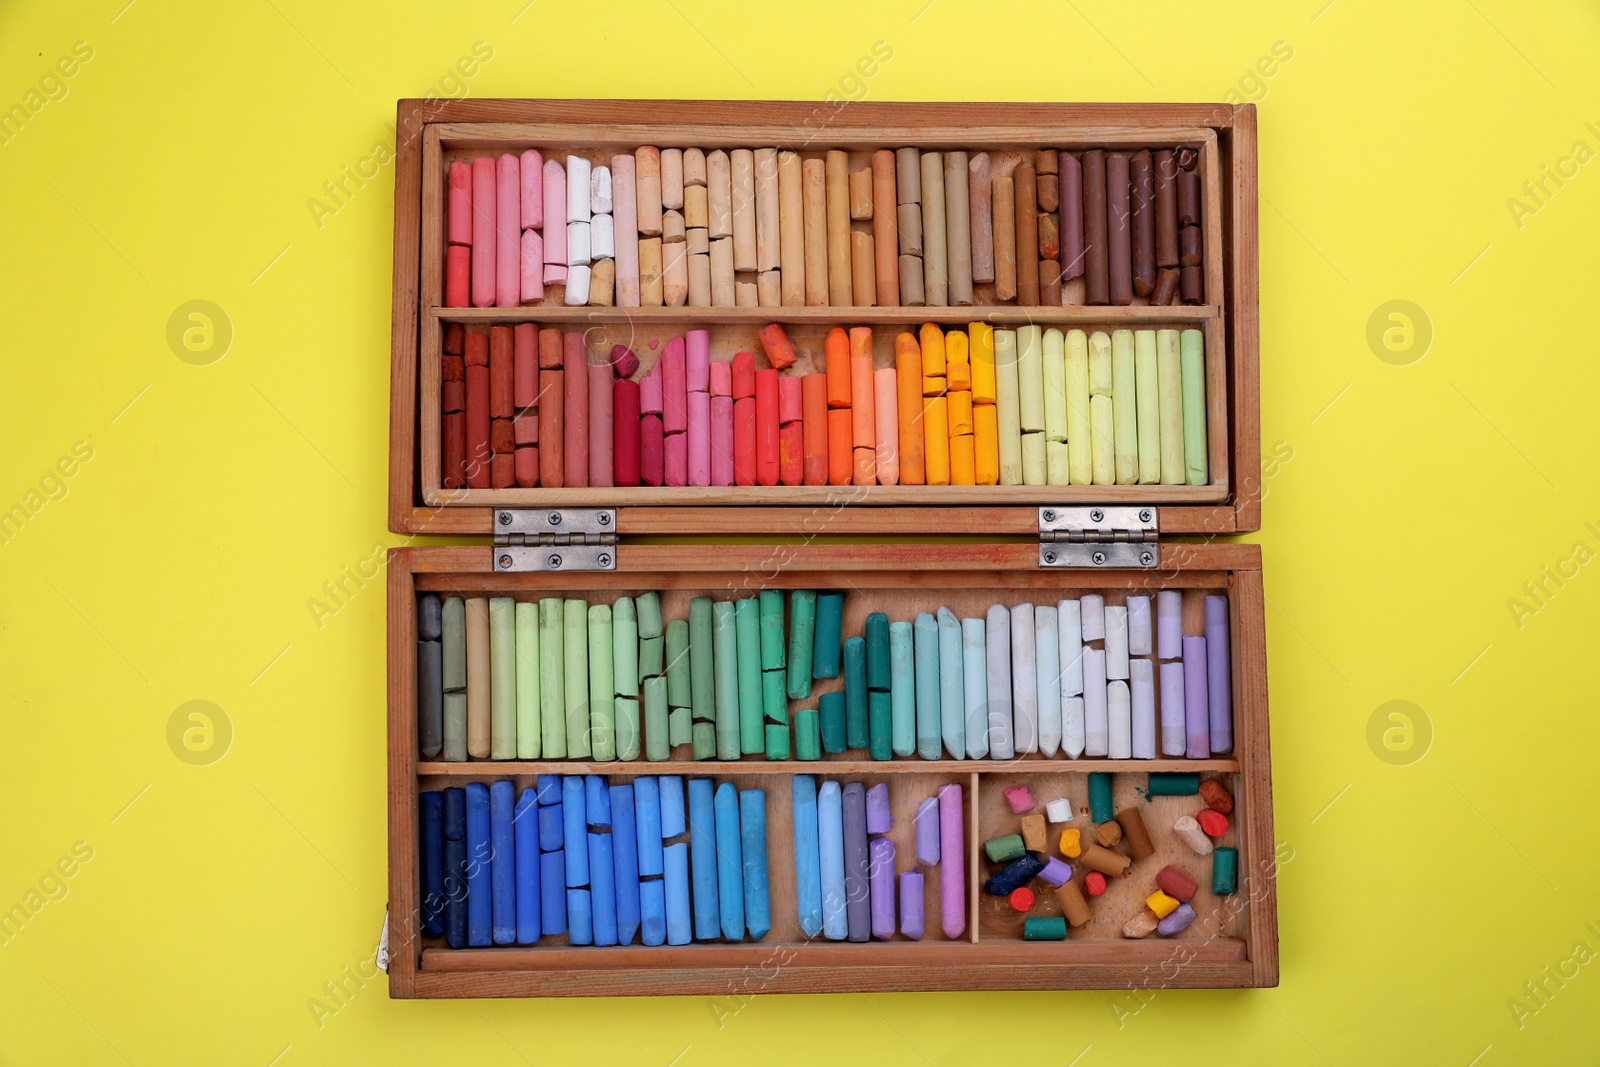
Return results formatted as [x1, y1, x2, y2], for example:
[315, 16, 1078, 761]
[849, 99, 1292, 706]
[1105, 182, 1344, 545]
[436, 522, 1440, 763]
[1035, 606, 1062, 757]
[961, 617, 988, 760]
[1159, 660, 1186, 755]
[566, 220, 591, 266]
[566, 155, 592, 223]
[1130, 659, 1156, 759]
[1057, 599, 1083, 696]
[1107, 680, 1131, 758]
[1156, 590, 1183, 659]
[1010, 603, 1038, 754]
[563, 264, 591, 306]
[1104, 605, 1130, 680]
[985, 605, 1013, 760]
[1082, 647, 1108, 757]
[590, 164, 613, 215]
[1127, 595, 1152, 656]
[1081, 593, 1105, 640]
[590, 213, 615, 259]
[610, 154, 640, 307]
[1045, 797, 1074, 823]
[1062, 696, 1085, 759]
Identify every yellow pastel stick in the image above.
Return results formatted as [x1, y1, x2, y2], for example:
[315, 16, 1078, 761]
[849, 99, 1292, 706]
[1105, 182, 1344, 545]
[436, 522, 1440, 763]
[920, 321, 945, 379]
[1146, 889, 1179, 919]
[923, 375, 946, 397]
[947, 389, 973, 436]
[1088, 329, 1113, 396]
[1021, 431, 1046, 485]
[973, 404, 999, 485]
[946, 360, 971, 392]
[1111, 328, 1140, 484]
[1065, 329, 1092, 484]
[969, 322, 997, 404]
[1042, 327, 1067, 443]
[1090, 393, 1115, 485]
[1045, 439, 1069, 486]
[993, 329, 1023, 485]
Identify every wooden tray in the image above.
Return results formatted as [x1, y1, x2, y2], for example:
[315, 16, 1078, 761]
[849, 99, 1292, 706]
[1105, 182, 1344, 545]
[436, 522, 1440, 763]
[385, 542, 1277, 996]
[388, 100, 1260, 537]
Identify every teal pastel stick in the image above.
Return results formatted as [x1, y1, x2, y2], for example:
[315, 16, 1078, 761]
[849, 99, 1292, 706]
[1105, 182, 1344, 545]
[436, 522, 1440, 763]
[868, 690, 892, 761]
[759, 589, 786, 671]
[688, 597, 714, 725]
[843, 636, 868, 749]
[936, 607, 966, 760]
[761, 669, 788, 725]
[612, 596, 638, 698]
[913, 612, 941, 759]
[739, 788, 770, 941]
[864, 612, 891, 691]
[514, 602, 540, 759]
[819, 691, 846, 753]
[790, 774, 822, 937]
[489, 597, 517, 760]
[889, 621, 915, 757]
[588, 604, 615, 760]
[635, 590, 663, 641]
[538, 598, 566, 758]
[713, 601, 741, 760]
[714, 782, 746, 940]
[786, 589, 817, 699]
[687, 778, 719, 940]
[735, 597, 763, 755]
[812, 592, 844, 680]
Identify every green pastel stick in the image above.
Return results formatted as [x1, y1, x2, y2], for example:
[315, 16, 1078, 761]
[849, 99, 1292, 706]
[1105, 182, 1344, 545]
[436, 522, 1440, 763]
[764, 722, 791, 760]
[442, 692, 466, 761]
[563, 598, 590, 758]
[692, 720, 716, 760]
[993, 328, 1023, 485]
[489, 597, 517, 760]
[612, 596, 638, 699]
[1111, 329, 1140, 485]
[588, 604, 615, 761]
[635, 590, 663, 640]
[639, 635, 664, 681]
[843, 636, 868, 749]
[889, 620, 915, 757]
[819, 691, 846, 753]
[868, 690, 891, 761]
[864, 612, 890, 691]
[643, 675, 669, 761]
[786, 590, 816, 699]
[665, 619, 691, 708]
[759, 589, 786, 671]
[669, 706, 692, 747]
[713, 601, 741, 759]
[615, 696, 640, 761]
[1156, 328, 1184, 485]
[735, 597, 763, 755]
[795, 707, 822, 761]
[688, 598, 715, 723]
[1064, 328, 1091, 485]
[441, 596, 466, 692]
[1180, 328, 1207, 486]
[514, 601, 540, 759]
[1134, 330, 1160, 485]
[538, 598, 566, 757]
[762, 669, 788, 725]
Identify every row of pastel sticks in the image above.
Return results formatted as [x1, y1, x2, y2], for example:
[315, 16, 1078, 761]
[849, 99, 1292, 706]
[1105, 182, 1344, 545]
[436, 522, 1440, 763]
[442, 145, 1206, 310]
[420, 774, 770, 948]
[439, 321, 1208, 490]
[415, 587, 1230, 762]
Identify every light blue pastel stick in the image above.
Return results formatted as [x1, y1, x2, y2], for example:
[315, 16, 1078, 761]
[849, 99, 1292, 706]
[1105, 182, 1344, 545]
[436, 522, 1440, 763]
[640, 878, 667, 947]
[634, 776, 663, 878]
[659, 775, 686, 838]
[913, 613, 942, 759]
[714, 783, 745, 941]
[739, 788, 770, 941]
[663, 841, 691, 946]
[562, 776, 588, 887]
[818, 780, 847, 941]
[688, 778, 720, 940]
[790, 775, 822, 938]
[937, 607, 966, 761]
[889, 621, 916, 757]
[986, 604, 1014, 760]
[963, 617, 990, 760]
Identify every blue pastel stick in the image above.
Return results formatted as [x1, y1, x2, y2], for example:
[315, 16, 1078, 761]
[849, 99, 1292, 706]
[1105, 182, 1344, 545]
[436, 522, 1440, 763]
[688, 778, 720, 940]
[714, 782, 745, 941]
[663, 841, 692, 945]
[740, 788, 770, 941]
[818, 780, 847, 940]
[640, 878, 667, 946]
[540, 851, 566, 935]
[539, 803, 564, 852]
[567, 887, 593, 945]
[634, 776, 664, 877]
[442, 787, 466, 947]
[588, 832, 617, 946]
[513, 788, 540, 944]
[585, 774, 611, 827]
[610, 783, 641, 946]
[562, 777, 588, 886]
[465, 783, 491, 947]
[537, 774, 563, 805]
[659, 775, 686, 838]
[841, 781, 870, 943]
[791, 775, 822, 938]
[489, 781, 516, 945]
[420, 791, 444, 938]
[913, 612, 942, 759]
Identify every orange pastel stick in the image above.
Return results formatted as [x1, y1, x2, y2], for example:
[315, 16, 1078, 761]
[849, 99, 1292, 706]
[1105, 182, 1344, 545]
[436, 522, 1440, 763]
[923, 395, 950, 485]
[802, 372, 829, 485]
[853, 446, 876, 486]
[950, 434, 976, 485]
[824, 327, 851, 408]
[945, 329, 971, 391]
[894, 332, 925, 485]
[850, 333, 876, 449]
[779, 421, 803, 485]
[974, 403, 1000, 485]
[759, 322, 798, 369]
[827, 407, 854, 485]
[948, 390, 973, 436]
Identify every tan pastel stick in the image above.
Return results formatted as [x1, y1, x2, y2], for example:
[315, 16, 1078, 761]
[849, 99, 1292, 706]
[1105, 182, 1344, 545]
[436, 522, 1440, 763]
[706, 149, 731, 240]
[682, 147, 705, 187]
[588, 257, 615, 306]
[871, 149, 899, 306]
[735, 274, 758, 306]
[778, 150, 806, 306]
[993, 175, 1017, 301]
[731, 149, 757, 271]
[802, 157, 829, 306]
[968, 152, 994, 284]
[920, 151, 947, 307]
[687, 252, 710, 306]
[897, 204, 922, 255]
[710, 237, 735, 306]
[851, 229, 875, 306]
[754, 148, 780, 272]
[660, 148, 684, 210]
[757, 269, 781, 306]
[899, 254, 925, 307]
[639, 237, 663, 306]
[663, 238, 688, 307]
[662, 209, 685, 245]
[1035, 149, 1058, 176]
[684, 183, 708, 229]
[635, 147, 662, 237]
[825, 150, 852, 306]
[686, 227, 708, 255]
[944, 150, 972, 306]
[849, 168, 873, 220]
[1014, 162, 1039, 305]
[895, 147, 920, 204]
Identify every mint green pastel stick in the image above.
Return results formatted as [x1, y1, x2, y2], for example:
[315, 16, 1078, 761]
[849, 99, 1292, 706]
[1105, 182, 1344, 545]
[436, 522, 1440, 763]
[616, 696, 640, 761]
[669, 705, 692, 748]
[514, 601, 540, 759]
[692, 720, 717, 761]
[588, 604, 615, 761]
[489, 597, 517, 760]
[643, 675, 669, 761]
[714, 601, 741, 760]
[785, 590, 816, 700]
[688, 597, 714, 725]
[539, 598, 566, 758]
[1180, 328, 1208, 486]
[666, 618, 692, 746]
[563, 599, 590, 758]
[613, 596, 638, 699]
[639, 635, 664, 682]
[635, 590, 663, 641]
[735, 598, 763, 755]
[889, 620, 915, 757]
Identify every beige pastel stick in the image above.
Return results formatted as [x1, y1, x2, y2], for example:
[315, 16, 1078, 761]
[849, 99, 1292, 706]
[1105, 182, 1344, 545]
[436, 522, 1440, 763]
[684, 183, 708, 230]
[895, 147, 920, 203]
[993, 175, 1017, 301]
[663, 235, 688, 307]
[731, 149, 757, 271]
[682, 147, 705, 188]
[968, 152, 994, 284]
[754, 148, 780, 272]
[710, 237, 735, 306]
[899, 254, 925, 307]
[687, 252, 710, 306]
[636, 147, 662, 237]
[611, 153, 640, 307]
[660, 148, 684, 210]
[778, 150, 806, 306]
[851, 229, 875, 306]
[825, 150, 853, 306]
[757, 269, 781, 306]
[944, 150, 972, 306]
[802, 158, 829, 306]
[897, 203, 922, 256]
[736, 273, 758, 306]
[871, 150, 899, 306]
[920, 151, 947, 306]
[589, 257, 615, 306]
[639, 237, 664, 306]
[706, 149, 731, 239]
[849, 168, 873, 220]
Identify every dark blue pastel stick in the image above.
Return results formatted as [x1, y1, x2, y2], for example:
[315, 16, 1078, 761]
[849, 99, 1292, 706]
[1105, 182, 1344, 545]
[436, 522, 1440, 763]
[489, 781, 516, 945]
[588, 832, 617, 946]
[442, 787, 467, 947]
[791, 775, 822, 938]
[420, 791, 444, 938]
[562, 777, 588, 887]
[634, 776, 663, 877]
[841, 781, 869, 943]
[585, 775, 611, 827]
[539, 803, 564, 852]
[739, 788, 770, 941]
[537, 774, 562, 805]
[714, 782, 745, 941]
[443, 786, 466, 840]
[688, 778, 720, 940]
[567, 887, 593, 945]
[610, 783, 641, 946]
[465, 783, 492, 947]
[513, 788, 540, 944]
[663, 841, 691, 945]
[659, 775, 686, 838]
[540, 851, 566, 935]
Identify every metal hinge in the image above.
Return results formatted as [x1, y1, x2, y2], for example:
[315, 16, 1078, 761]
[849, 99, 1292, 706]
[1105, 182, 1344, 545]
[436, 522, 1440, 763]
[492, 509, 617, 572]
[1038, 506, 1159, 569]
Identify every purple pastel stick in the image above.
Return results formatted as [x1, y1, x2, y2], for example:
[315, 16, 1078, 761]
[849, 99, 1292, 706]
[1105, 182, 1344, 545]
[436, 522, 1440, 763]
[1037, 856, 1072, 886]
[1158, 901, 1196, 936]
[914, 797, 940, 866]
[1159, 661, 1185, 756]
[869, 837, 896, 940]
[898, 870, 924, 939]
[1182, 635, 1209, 759]
[1204, 595, 1232, 753]
[866, 783, 891, 835]
[938, 783, 965, 939]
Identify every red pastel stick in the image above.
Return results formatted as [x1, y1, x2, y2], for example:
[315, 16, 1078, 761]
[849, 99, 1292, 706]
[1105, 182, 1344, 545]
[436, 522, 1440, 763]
[443, 412, 466, 489]
[447, 160, 472, 246]
[733, 398, 756, 486]
[758, 322, 798, 370]
[513, 413, 537, 445]
[661, 336, 687, 434]
[442, 379, 464, 414]
[779, 375, 803, 424]
[512, 324, 537, 409]
[445, 245, 470, 307]
[731, 350, 756, 399]
[826, 408, 853, 486]
[489, 326, 513, 418]
[443, 323, 464, 355]
[640, 414, 665, 486]
[613, 379, 641, 487]
[514, 446, 538, 488]
[538, 370, 564, 488]
[562, 333, 589, 487]
[538, 327, 563, 369]
[464, 330, 488, 367]
[491, 452, 515, 488]
[588, 362, 614, 488]
[495, 153, 520, 309]
[710, 395, 734, 485]
[465, 364, 490, 488]
[779, 421, 803, 486]
[490, 418, 514, 453]
[470, 156, 496, 307]
[801, 373, 828, 486]
[755, 369, 779, 486]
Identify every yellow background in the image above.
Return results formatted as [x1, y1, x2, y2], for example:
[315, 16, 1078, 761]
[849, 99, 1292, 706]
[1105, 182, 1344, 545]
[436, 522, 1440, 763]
[2, 0, 1598, 1063]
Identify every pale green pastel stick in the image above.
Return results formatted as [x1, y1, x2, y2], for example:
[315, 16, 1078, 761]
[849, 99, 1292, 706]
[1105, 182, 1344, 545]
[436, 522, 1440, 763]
[1088, 330, 1113, 396]
[1021, 431, 1046, 486]
[635, 590, 663, 640]
[1111, 329, 1140, 485]
[1156, 328, 1184, 484]
[643, 675, 669, 760]
[1180, 328, 1208, 486]
[993, 328, 1023, 485]
[616, 696, 640, 761]
[613, 596, 638, 699]
[1090, 394, 1115, 485]
[1017, 324, 1045, 433]
[539, 597, 566, 757]
[713, 601, 741, 760]
[1065, 329, 1092, 485]
[1042, 328, 1067, 444]
[1045, 440, 1069, 486]
[441, 596, 466, 692]
[666, 618, 692, 746]
[442, 692, 466, 761]
[588, 604, 615, 760]
[669, 706, 693, 748]
[639, 635, 664, 683]
[489, 597, 517, 760]
[514, 601, 540, 759]
[1134, 330, 1160, 485]
[563, 598, 590, 758]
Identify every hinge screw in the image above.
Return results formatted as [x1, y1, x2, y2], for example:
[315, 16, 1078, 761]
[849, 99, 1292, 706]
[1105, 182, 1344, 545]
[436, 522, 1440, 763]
[1139, 509, 1152, 522]
[497, 512, 511, 525]
[1043, 550, 1057, 565]
[548, 512, 563, 526]
[1092, 550, 1107, 565]
[1090, 509, 1104, 523]
[1140, 550, 1154, 566]
[498, 554, 513, 569]
[597, 553, 613, 568]
[548, 553, 563, 568]
[598, 512, 611, 526]
[1042, 509, 1056, 522]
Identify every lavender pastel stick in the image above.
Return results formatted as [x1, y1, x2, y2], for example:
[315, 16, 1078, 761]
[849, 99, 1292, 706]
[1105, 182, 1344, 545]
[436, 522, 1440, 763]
[1156, 590, 1182, 659]
[938, 782, 965, 939]
[1182, 634, 1210, 759]
[914, 796, 940, 865]
[842, 782, 870, 943]
[866, 782, 891, 834]
[869, 836, 896, 940]
[1159, 660, 1186, 756]
[899, 870, 925, 939]
[1205, 595, 1233, 752]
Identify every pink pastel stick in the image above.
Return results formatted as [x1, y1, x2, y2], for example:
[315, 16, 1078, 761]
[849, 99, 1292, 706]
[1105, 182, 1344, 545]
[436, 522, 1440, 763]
[519, 149, 543, 230]
[447, 161, 472, 246]
[520, 230, 544, 303]
[611, 153, 640, 307]
[710, 360, 732, 397]
[778, 375, 803, 424]
[661, 337, 687, 435]
[874, 367, 900, 486]
[640, 369, 664, 415]
[588, 362, 615, 487]
[664, 432, 687, 487]
[542, 159, 566, 267]
[687, 390, 711, 487]
[470, 157, 496, 307]
[711, 395, 734, 485]
[496, 154, 520, 307]
[938, 783, 965, 940]
[686, 329, 711, 393]
[545, 263, 567, 284]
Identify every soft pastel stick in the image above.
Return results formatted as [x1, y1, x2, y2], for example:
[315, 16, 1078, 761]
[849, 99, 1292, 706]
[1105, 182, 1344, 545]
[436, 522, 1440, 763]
[566, 887, 593, 945]
[870, 836, 896, 940]
[731, 396, 755, 485]
[659, 774, 686, 836]
[1011, 602, 1038, 754]
[818, 780, 847, 940]
[1206, 595, 1233, 752]
[1183, 634, 1211, 759]
[899, 870, 924, 940]
[818, 691, 846, 753]
[520, 229, 544, 303]
[640, 876, 667, 947]
[961, 616, 988, 760]
[513, 603, 540, 761]
[1131, 658, 1157, 758]
[841, 782, 871, 942]
[687, 388, 711, 487]
[1108, 679, 1132, 758]
[755, 368, 780, 485]
[561, 777, 588, 886]
[1157, 328, 1184, 484]
[610, 784, 640, 945]
[563, 599, 589, 757]
[827, 407, 853, 485]
[889, 620, 915, 757]
[660, 335, 687, 435]
[1181, 328, 1207, 485]
[588, 603, 615, 760]
[538, 598, 566, 758]
[663, 841, 691, 945]
[915, 796, 940, 864]
[844, 636, 868, 749]
[420, 791, 444, 938]
[986, 604, 1014, 759]
[465, 782, 491, 946]
[923, 395, 950, 485]
[1017, 325, 1045, 434]
[713, 601, 741, 760]
[612, 153, 640, 306]
[740, 788, 771, 940]
[736, 597, 763, 755]
[563, 332, 590, 487]
[489, 780, 517, 945]
[801, 373, 829, 485]
[542, 158, 566, 269]
[1065, 329, 1091, 484]
[812, 592, 844, 679]
[588, 830, 617, 947]
[1083, 646, 1109, 757]
[687, 595, 714, 727]
[442, 788, 467, 947]
[1035, 605, 1062, 756]
[790, 774, 823, 936]
[711, 394, 734, 485]
[993, 329, 1022, 483]
[1135, 330, 1161, 484]
[489, 597, 517, 759]
[850, 329, 877, 455]
[688, 778, 720, 939]
[448, 160, 472, 245]
[614, 378, 641, 487]
[712, 782, 746, 941]
[938, 607, 966, 760]
[633, 775, 664, 878]
[824, 326, 851, 407]
[786, 589, 817, 699]
[1111, 329, 1139, 483]
[938, 783, 965, 939]
[465, 597, 490, 757]
[1157, 589, 1183, 659]
[540, 848, 566, 937]
[1160, 659, 1187, 756]
[894, 332, 925, 484]
[1128, 594, 1153, 656]
[496, 154, 520, 308]
[471, 157, 496, 307]
[873, 367, 899, 485]
[913, 612, 942, 759]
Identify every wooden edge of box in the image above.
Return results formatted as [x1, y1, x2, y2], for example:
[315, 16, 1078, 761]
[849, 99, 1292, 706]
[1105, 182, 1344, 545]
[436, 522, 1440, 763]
[1228, 104, 1261, 535]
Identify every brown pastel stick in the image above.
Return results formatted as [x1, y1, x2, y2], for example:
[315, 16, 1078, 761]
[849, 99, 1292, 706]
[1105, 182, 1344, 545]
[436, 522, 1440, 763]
[898, 254, 925, 307]
[754, 148, 780, 272]
[967, 152, 994, 284]
[707, 149, 731, 239]
[848, 168, 873, 220]
[1037, 172, 1059, 213]
[802, 157, 829, 307]
[1014, 162, 1038, 304]
[635, 147, 662, 237]
[1038, 211, 1059, 262]
[710, 236, 735, 306]
[1180, 225, 1202, 266]
[1060, 151, 1085, 283]
[1041, 260, 1061, 306]
[1178, 146, 1199, 170]
[538, 327, 562, 370]
[538, 369, 564, 488]
[1079, 842, 1131, 878]
[1130, 149, 1155, 298]
[1152, 267, 1179, 306]
[490, 452, 514, 488]
[660, 148, 683, 210]
[1106, 152, 1132, 305]
[683, 184, 708, 230]
[778, 150, 805, 306]
[991, 175, 1016, 301]
[562, 332, 589, 487]
[1199, 779, 1234, 814]
[1116, 807, 1155, 861]
[825, 150, 852, 306]
[870, 150, 899, 306]
[1034, 149, 1058, 176]
[1178, 168, 1200, 228]
[1082, 150, 1108, 304]
[491, 417, 514, 455]
[851, 230, 875, 306]
[1056, 881, 1092, 927]
[1095, 820, 1123, 848]
[1180, 265, 1202, 303]
[1154, 149, 1179, 268]
[465, 364, 489, 488]
[731, 148, 757, 271]
[639, 237, 664, 306]
[489, 325, 513, 418]
[443, 412, 466, 488]
[896, 204, 922, 256]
